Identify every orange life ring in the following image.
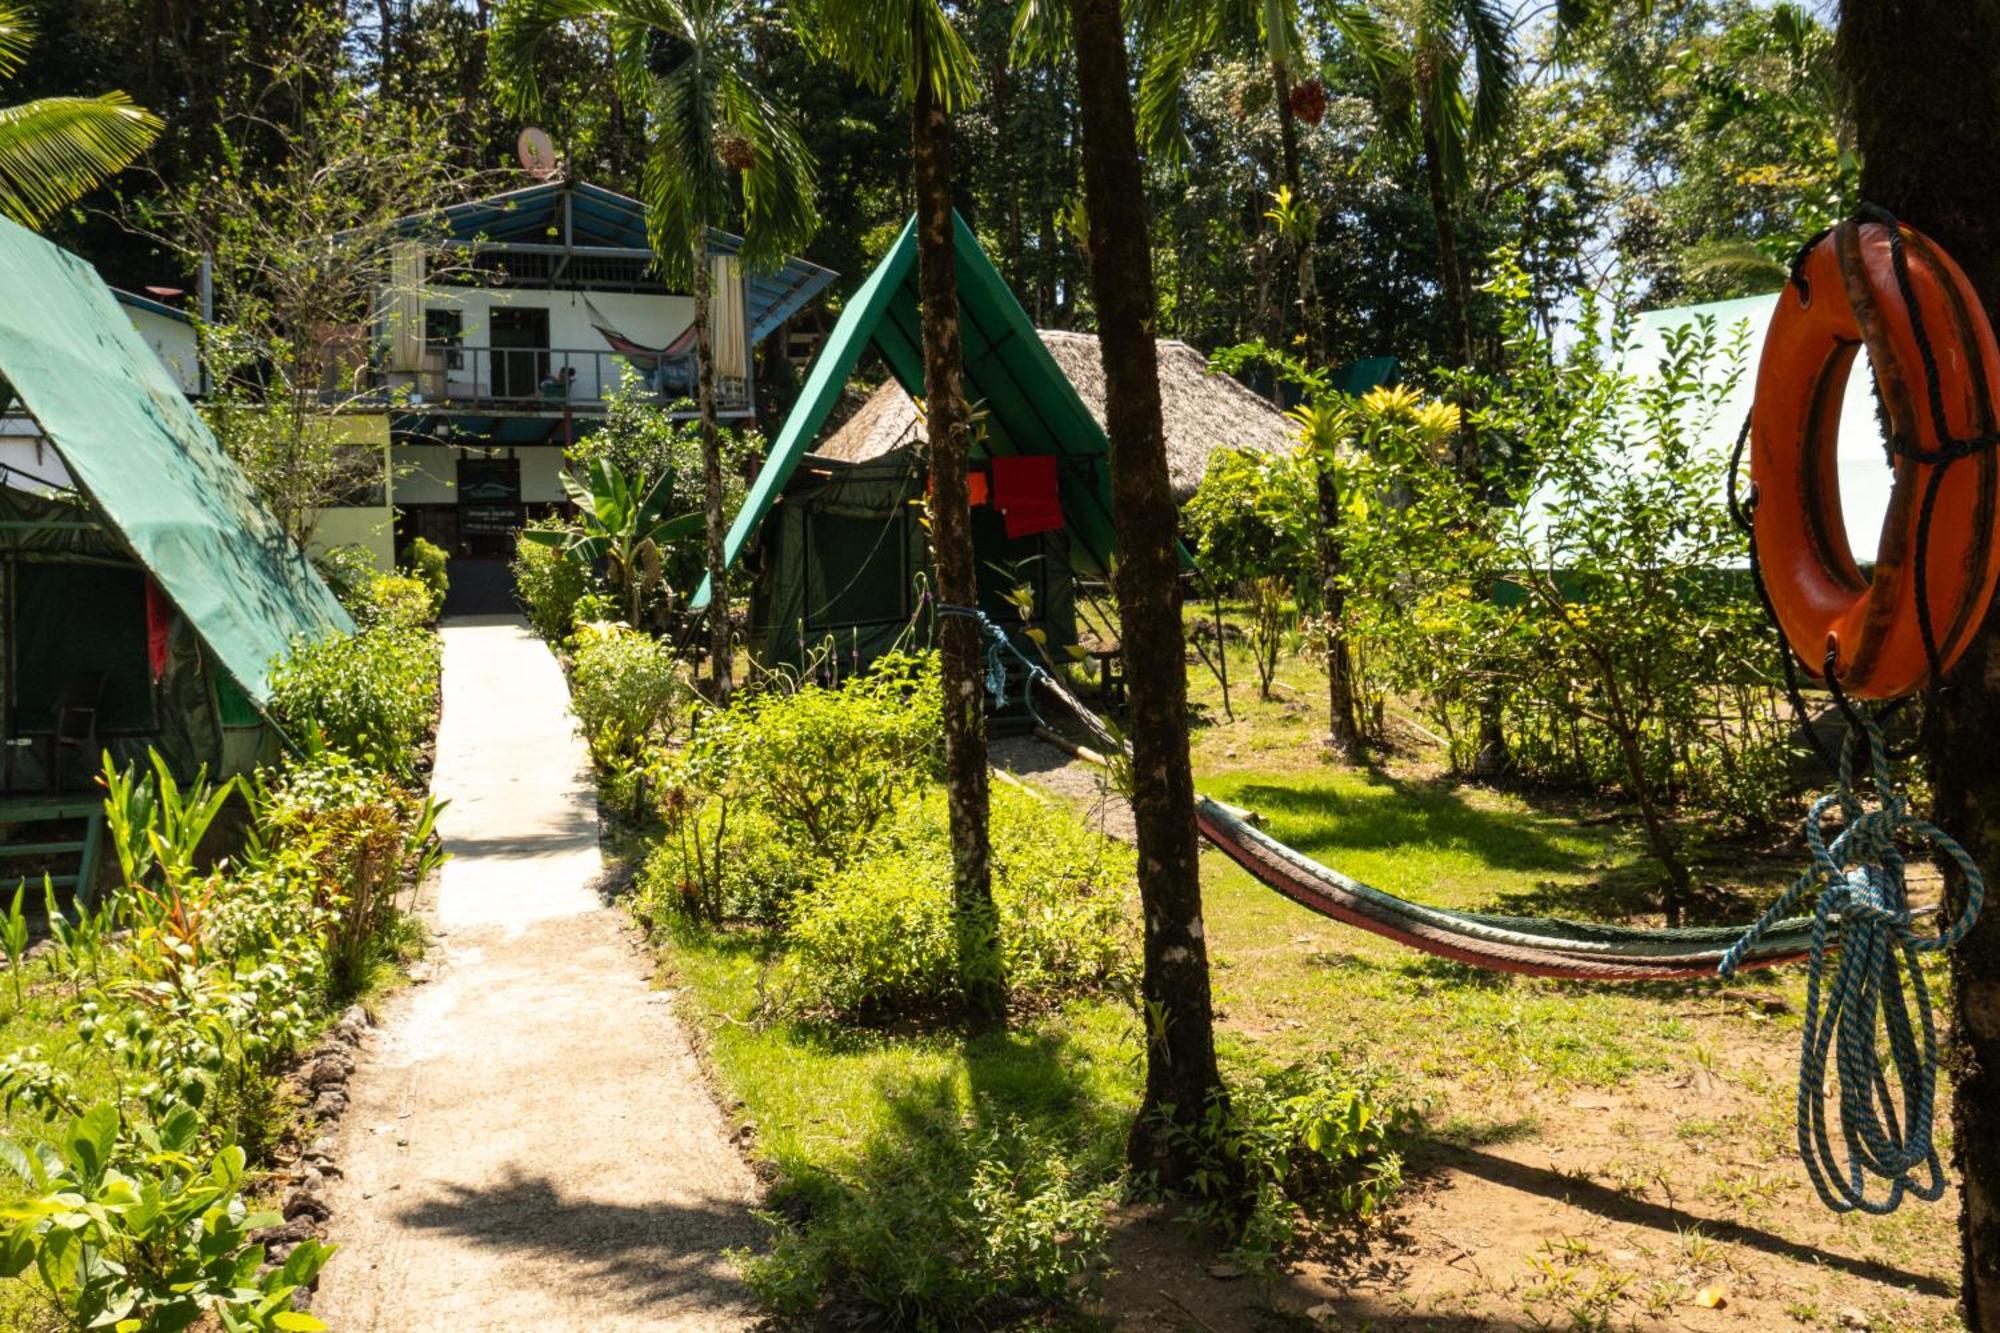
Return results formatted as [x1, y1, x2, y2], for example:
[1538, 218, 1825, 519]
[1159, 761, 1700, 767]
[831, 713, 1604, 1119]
[1750, 218, 2000, 700]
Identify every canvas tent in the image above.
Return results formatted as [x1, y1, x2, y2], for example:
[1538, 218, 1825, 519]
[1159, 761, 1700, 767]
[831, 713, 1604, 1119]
[0, 217, 351, 786]
[694, 214, 1134, 674]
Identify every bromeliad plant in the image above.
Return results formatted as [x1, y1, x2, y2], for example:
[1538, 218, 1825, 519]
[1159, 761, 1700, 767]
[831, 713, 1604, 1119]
[523, 458, 701, 628]
[100, 752, 238, 980]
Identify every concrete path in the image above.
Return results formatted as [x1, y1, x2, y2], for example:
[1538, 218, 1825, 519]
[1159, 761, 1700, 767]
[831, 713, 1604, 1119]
[316, 616, 759, 1331]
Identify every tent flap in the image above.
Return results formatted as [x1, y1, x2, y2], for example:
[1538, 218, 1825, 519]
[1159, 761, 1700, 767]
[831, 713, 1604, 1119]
[0, 218, 352, 706]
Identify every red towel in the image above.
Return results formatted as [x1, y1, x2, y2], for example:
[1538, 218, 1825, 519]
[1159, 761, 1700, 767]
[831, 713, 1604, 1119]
[144, 577, 173, 681]
[990, 454, 1063, 538]
[967, 471, 990, 508]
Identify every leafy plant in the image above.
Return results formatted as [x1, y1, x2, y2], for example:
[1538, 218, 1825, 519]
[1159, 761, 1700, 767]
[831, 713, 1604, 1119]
[0, 1101, 333, 1332]
[566, 624, 693, 805]
[268, 626, 441, 780]
[349, 572, 433, 632]
[1150, 1058, 1420, 1265]
[510, 518, 593, 641]
[2, 879, 28, 1005]
[399, 537, 450, 618]
[520, 459, 701, 627]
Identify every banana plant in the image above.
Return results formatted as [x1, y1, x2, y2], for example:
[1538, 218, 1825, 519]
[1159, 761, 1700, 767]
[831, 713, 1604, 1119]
[524, 458, 702, 627]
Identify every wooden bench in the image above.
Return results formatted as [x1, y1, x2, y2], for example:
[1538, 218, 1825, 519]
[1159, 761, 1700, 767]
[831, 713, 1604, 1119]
[0, 795, 106, 910]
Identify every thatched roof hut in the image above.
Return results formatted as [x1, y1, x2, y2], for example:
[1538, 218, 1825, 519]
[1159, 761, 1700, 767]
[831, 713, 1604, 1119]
[815, 330, 1294, 499]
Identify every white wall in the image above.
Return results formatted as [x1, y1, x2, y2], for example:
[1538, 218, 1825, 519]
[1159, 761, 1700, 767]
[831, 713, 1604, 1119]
[125, 306, 201, 396]
[311, 505, 396, 569]
[0, 424, 72, 491]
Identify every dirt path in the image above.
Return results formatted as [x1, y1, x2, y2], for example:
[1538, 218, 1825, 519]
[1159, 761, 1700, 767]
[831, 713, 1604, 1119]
[315, 615, 759, 1331]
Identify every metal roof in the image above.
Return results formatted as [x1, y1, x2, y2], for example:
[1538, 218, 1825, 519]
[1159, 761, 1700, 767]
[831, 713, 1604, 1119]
[392, 181, 837, 340]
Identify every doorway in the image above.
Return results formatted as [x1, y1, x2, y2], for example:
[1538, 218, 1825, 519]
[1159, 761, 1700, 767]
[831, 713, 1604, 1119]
[490, 307, 549, 400]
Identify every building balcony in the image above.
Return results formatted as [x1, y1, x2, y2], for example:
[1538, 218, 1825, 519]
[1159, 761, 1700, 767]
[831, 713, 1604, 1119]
[342, 345, 751, 418]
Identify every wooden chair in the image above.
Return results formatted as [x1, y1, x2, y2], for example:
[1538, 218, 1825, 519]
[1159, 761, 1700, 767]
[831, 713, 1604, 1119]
[46, 673, 106, 794]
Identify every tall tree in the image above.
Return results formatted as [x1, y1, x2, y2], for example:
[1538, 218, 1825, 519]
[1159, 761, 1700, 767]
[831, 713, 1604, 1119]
[495, 0, 820, 698]
[1839, 0, 2000, 1322]
[1353, 0, 1517, 372]
[0, 3, 159, 230]
[793, 0, 1007, 1029]
[1023, 0, 1231, 1185]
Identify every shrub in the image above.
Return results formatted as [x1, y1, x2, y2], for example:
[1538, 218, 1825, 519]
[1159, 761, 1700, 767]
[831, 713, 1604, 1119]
[740, 1112, 1113, 1327]
[1152, 1057, 1420, 1264]
[349, 571, 433, 631]
[512, 518, 590, 640]
[783, 785, 1132, 1021]
[400, 536, 449, 617]
[568, 625, 692, 793]
[269, 626, 441, 779]
[312, 542, 378, 607]
[637, 802, 816, 929]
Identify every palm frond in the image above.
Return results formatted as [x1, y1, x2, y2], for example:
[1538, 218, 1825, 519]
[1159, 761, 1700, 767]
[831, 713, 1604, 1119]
[0, 4, 32, 81]
[491, 0, 625, 114]
[721, 74, 821, 269]
[793, 0, 978, 109]
[1458, 0, 1518, 147]
[0, 94, 160, 228]
[1009, 0, 1070, 67]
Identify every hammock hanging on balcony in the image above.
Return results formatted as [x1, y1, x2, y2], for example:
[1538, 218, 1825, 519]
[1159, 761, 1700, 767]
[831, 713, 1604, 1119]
[584, 296, 695, 371]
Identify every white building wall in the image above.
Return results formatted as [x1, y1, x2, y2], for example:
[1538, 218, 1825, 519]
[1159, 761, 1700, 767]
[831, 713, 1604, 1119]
[124, 306, 201, 396]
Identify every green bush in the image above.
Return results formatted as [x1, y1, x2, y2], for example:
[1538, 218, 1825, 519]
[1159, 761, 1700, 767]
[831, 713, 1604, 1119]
[637, 802, 816, 928]
[1152, 1057, 1420, 1264]
[568, 624, 692, 792]
[349, 571, 433, 631]
[511, 518, 590, 640]
[740, 1112, 1113, 1327]
[783, 785, 1132, 1021]
[269, 626, 441, 779]
[400, 536, 449, 618]
[312, 542, 378, 607]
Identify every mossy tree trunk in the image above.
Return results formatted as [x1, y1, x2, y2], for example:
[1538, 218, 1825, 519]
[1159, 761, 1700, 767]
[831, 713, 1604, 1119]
[911, 35, 1005, 1032]
[1067, 0, 1231, 1189]
[1839, 0, 2000, 1321]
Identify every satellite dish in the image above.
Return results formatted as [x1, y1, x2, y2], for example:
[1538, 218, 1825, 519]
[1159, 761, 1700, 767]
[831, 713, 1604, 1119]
[517, 127, 558, 181]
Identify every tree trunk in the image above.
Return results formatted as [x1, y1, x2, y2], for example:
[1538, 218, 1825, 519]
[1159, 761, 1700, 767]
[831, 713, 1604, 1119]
[1420, 116, 1474, 380]
[912, 45, 1006, 1031]
[1840, 1, 2000, 1322]
[695, 240, 732, 701]
[1067, 0, 1230, 1190]
[1315, 461, 1363, 759]
[1270, 64, 1321, 364]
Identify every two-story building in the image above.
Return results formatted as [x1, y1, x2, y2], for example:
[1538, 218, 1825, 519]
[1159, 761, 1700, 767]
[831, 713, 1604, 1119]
[364, 182, 837, 576]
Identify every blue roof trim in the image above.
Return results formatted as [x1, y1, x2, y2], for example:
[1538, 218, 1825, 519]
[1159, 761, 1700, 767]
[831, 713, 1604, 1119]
[111, 287, 193, 324]
[387, 181, 836, 342]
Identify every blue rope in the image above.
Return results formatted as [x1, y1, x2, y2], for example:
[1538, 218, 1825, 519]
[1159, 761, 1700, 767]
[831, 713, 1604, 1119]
[1721, 715, 1984, 1214]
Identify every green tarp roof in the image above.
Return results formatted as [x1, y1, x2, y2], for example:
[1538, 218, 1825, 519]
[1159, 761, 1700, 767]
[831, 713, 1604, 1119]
[692, 213, 1122, 611]
[0, 217, 352, 706]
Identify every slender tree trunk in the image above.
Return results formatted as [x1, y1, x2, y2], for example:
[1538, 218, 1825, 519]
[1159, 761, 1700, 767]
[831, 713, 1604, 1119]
[1420, 117, 1474, 380]
[695, 241, 731, 700]
[912, 41, 1005, 1031]
[1840, 1, 2000, 1322]
[1315, 460, 1363, 759]
[1270, 66, 1321, 364]
[1068, 0, 1230, 1189]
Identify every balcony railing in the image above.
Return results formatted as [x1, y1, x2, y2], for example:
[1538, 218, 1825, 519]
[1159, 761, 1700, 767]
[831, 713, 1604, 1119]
[351, 345, 750, 416]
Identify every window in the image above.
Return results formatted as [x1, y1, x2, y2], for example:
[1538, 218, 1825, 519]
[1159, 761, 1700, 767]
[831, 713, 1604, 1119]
[425, 309, 464, 368]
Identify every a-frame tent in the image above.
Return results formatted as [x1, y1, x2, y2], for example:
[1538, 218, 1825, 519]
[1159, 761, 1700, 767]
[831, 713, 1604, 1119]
[691, 213, 1120, 613]
[0, 216, 351, 782]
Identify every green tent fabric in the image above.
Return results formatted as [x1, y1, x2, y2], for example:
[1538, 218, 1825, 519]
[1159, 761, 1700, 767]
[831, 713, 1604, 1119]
[0, 218, 351, 706]
[693, 213, 1121, 612]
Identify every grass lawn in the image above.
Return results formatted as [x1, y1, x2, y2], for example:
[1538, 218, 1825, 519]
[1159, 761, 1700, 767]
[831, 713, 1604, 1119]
[655, 629, 1962, 1330]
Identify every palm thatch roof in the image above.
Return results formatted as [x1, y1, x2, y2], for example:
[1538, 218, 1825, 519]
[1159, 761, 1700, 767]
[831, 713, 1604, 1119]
[813, 330, 1294, 499]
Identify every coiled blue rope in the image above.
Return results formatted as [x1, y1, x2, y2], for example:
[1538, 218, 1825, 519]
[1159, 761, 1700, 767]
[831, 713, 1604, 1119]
[1721, 715, 1984, 1214]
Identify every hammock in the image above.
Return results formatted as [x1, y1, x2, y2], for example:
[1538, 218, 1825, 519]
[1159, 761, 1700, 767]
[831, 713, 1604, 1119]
[1193, 796, 1818, 981]
[584, 296, 696, 371]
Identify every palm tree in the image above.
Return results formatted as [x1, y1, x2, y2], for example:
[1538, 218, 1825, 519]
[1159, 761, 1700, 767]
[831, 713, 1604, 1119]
[1355, 0, 1516, 371]
[0, 5, 160, 229]
[790, 0, 1007, 1030]
[1016, 0, 1232, 1190]
[494, 0, 819, 702]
